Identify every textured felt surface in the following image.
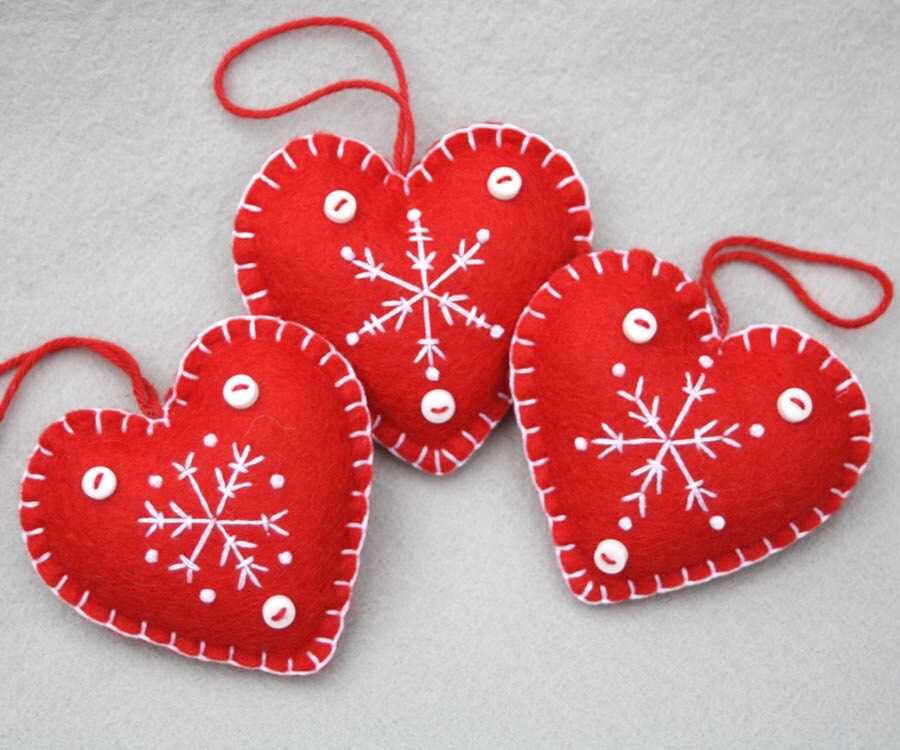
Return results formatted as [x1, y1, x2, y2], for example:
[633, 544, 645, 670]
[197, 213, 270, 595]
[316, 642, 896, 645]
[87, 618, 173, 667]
[512, 250, 872, 602]
[232, 125, 590, 474]
[1, 1, 898, 748]
[21, 317, 372, 674]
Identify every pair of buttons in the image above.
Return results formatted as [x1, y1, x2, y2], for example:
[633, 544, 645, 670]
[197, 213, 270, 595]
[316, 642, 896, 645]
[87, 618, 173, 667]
[322, 166, 524, 225]
[621, 307, 814, 424]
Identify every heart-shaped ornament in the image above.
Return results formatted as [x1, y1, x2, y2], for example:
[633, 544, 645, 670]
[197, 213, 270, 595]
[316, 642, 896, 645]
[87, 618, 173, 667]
[511, 250, 871, 603]
[233, 123, 592, 474]
[20, 317, 372, 673]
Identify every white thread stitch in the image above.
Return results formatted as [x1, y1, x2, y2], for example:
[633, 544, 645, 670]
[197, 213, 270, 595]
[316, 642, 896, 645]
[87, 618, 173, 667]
[510, 250, 873, 604]
[575, 371, 743, 522]
[339, 207, 503, 381]
[231, 123, 592, 474]
[139, 442, 288, 591]
[18, 316, 374, 675]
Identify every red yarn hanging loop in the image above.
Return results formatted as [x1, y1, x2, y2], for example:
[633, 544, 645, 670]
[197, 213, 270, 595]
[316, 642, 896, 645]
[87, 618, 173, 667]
[699, 236, 894, 337]
[214, 16, 416, 173]
[0, 338, 163, 424]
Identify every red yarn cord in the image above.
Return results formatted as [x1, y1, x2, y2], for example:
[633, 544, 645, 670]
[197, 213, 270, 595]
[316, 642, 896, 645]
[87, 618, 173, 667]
[700, 236, 894, 336]
[214, 16, 416, 173]
[0, 338, 163, 424]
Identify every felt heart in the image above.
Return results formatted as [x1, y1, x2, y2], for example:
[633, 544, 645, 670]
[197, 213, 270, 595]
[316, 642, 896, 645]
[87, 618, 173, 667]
[232, 123, 592, 474]
[20, 317, 372, 673]
[511, 250, 871, 603]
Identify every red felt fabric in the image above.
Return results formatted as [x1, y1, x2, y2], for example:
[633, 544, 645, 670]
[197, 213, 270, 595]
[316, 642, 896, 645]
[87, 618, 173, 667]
[233, 124, 592, 475]
[511, 250, 872, 603]
[19, 316, 372, 674]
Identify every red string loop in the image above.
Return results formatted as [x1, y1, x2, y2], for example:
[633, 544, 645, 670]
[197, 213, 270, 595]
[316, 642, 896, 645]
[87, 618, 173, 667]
[214, 16, 416, 173]
[0, 338, 163, 424]
[700, 236, 894, 336]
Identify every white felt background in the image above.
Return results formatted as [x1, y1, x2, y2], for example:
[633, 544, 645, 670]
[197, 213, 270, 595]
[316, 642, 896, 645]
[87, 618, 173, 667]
[1, 1, 898, 747]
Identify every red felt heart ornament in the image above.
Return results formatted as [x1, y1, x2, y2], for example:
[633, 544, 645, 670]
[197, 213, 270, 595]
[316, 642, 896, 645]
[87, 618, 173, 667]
[18, 317, 372, 673]
[511, 247, 888, 603]
[232, 124, 591, 474]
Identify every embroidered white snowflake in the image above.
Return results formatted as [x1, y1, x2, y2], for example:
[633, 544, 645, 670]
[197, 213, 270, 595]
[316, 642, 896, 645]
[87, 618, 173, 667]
[139, 443, 288, 590]
[339, 207, 504, 381]
[575, 371, 742, 523]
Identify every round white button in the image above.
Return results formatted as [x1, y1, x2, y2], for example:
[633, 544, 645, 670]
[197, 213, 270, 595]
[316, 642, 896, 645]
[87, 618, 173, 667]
[487, 167, 522, 200]
[420, 389, 456, 424]
[323, 190, 357, 223]
[262, 594, 296, 630]
[82, 466, 117, 500]
[623, 308, 658, 344]
[593, 538, 628, 575]
[223, 374, 259, 410]
[199, 588, 216, 604]
[777, 387, 813, 423]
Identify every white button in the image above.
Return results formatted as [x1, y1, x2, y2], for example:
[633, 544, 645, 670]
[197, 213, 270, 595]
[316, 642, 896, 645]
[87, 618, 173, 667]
[421, 389, 456, 424]
[144, 549, 159, 564]
[324, 190, 357, 223]
[593, 539, 628, 574]
[623, 308, 657, 344]
[148, 474, 163, 488]
[262, 594, 296, 629]
[709, 515, 726, 531]
[270, 474, 285, 490]
[487, 167, 522, 200]
[199, 588, 216, 604]
[82, 466, 117, 500]
[223, 374, 259, 409]
[777, 387, 813, 423]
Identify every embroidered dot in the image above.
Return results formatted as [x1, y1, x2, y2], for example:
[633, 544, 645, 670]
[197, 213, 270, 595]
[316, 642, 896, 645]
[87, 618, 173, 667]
[346, 332, 360, 346]
[148, 474, 163, 488]
[407, 208, 422, 222]
[574, 436, 589, 452]
[262, 594, 296, 629]
[425, 366, 440, 382]
[203, 433, 218, 448]
[618, 517, 633, 532]
[144, 549, 159, 564]
[324, 190, 357, 223]
[750, 424, 765, 438]
[340, 246, 355, 261]
[594, 539, 628, 575]
[223, 374, 259, 410]
[699, 355, 714, 369]
[476, 228, 491, 244]
[490, 324, 504, 339]
[709, 515, 726, 531]
[81, 467, 117, 501]
[278, 551, 293, 565]
[622, 308, 658, 344]
[421, 389, 456, 424]
[487, 166, 523, 200]
[612, 362, 626, 378]
[199, 588, 216, 604]
[777, 387, 813, 423]
[270, 474, 285, 490]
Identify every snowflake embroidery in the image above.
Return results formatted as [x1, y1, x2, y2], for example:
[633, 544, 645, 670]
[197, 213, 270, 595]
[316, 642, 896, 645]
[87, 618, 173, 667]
[575, 371, 743, 524]
[339, 207, 504, 381]
[139, 443, 288, 591]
